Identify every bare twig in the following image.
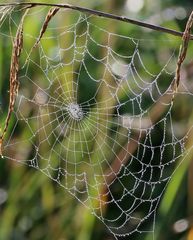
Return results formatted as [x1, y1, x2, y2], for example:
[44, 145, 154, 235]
[1, 2, 193, 40]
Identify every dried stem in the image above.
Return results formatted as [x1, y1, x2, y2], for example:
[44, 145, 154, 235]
[33, 7, 60, 49]
[0, 9, 29, 157]
[1, 2, 193, 40]
[174, 10, 193, 90]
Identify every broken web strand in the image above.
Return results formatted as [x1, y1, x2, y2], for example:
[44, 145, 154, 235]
[0, 5, 192, 240]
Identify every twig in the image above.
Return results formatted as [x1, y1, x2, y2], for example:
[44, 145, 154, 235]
[1, 2, 193, 40]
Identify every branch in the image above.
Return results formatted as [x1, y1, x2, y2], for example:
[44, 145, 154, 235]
[1, 2, 193, 40]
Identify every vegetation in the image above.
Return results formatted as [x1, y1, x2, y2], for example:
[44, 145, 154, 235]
[0, 0, 193, 240]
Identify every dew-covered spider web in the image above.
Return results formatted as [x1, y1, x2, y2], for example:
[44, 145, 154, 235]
[0, 4, 193, 240]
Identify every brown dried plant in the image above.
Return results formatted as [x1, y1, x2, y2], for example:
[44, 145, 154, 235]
[33, 7, 60, 49]
[0, 10, 29, 157]
[0, 7, 60, 157]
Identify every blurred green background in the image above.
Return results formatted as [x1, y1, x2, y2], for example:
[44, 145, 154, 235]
[0, 0, 193, 240]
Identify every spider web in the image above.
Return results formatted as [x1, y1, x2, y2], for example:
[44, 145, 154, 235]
[0, 5, 192, 239]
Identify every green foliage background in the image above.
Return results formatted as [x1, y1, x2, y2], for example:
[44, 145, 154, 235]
[0, 0, 193, 240]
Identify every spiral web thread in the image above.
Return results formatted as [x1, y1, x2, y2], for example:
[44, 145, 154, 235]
[0, 5, 193, 239]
